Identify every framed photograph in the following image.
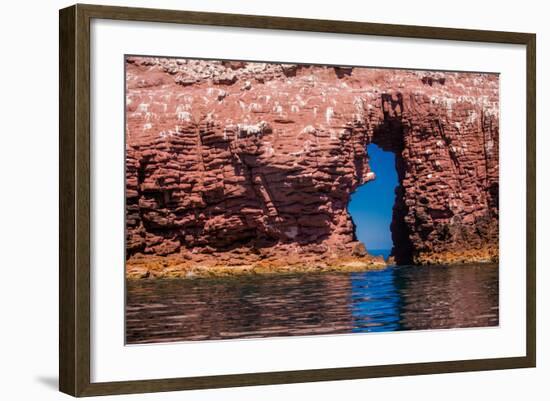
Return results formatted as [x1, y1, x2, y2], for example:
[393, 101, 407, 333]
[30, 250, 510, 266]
[59, 3, 536, 397]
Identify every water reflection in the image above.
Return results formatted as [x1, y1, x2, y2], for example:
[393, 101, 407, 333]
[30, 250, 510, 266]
[126, 264, 498, 344]
[351, 268, 401, 332]
[396, 264, 499, 330]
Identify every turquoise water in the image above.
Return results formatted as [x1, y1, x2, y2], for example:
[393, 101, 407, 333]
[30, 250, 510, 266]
[368, 249, 392, 260]
[126, 263, 499, 344]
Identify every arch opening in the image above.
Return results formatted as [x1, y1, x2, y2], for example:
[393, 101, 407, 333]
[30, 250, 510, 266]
[349, 144, 398, 262]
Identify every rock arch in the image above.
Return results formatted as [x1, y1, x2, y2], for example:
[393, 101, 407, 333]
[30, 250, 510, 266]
[125, 57, 499, 267]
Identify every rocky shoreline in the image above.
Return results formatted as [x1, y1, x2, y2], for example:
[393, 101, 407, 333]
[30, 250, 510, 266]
[126, 256, 386, 280]
[126, 244, 386, 279]
[125, 245, 498, 280]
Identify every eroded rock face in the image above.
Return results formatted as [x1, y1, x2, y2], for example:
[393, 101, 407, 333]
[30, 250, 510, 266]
[125, 57, 499, 268]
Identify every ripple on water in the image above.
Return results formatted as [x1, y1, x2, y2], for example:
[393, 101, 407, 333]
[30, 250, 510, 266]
[126, 263, 498, 344]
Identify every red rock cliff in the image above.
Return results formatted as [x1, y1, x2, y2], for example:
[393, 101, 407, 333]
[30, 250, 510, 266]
[125, 57, 499, 269]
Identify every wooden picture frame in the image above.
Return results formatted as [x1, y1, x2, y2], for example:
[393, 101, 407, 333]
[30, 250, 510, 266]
[59, 3, 536, 397]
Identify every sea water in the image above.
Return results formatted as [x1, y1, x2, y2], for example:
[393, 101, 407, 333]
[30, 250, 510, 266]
[126, 263, 498, 344]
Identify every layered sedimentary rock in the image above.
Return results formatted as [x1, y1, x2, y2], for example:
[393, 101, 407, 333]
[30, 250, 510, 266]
[125, 56, 499, 276]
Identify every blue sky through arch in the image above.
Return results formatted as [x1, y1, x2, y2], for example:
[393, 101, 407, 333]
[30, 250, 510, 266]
[348, 144, 398, 254]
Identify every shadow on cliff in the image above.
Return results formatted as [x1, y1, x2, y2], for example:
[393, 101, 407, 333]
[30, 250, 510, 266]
[132, 156, 340, 255]
[370, 100, 415, 265]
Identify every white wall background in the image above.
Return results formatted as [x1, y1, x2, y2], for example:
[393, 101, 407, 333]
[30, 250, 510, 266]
[0, 0, 546, 400]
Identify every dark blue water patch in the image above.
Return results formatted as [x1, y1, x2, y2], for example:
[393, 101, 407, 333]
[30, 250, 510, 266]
[350, 269, 402, 333]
